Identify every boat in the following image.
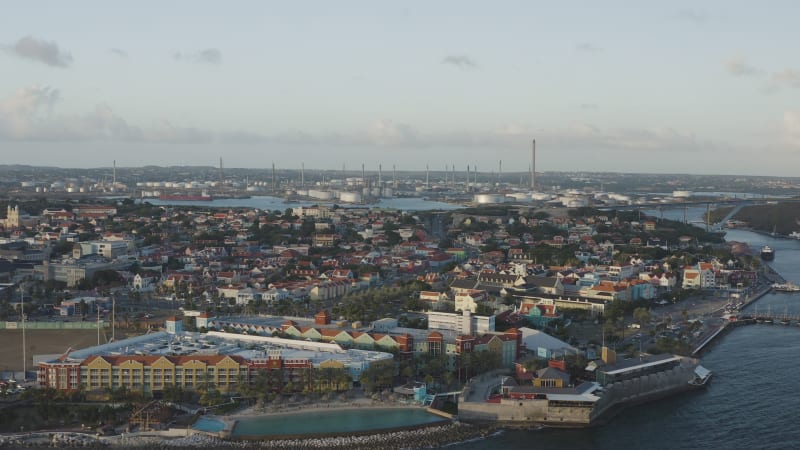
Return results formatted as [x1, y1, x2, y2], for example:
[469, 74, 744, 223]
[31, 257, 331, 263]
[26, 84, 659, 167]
[771, 283, 800, 292]
[760, 246, 775, 261]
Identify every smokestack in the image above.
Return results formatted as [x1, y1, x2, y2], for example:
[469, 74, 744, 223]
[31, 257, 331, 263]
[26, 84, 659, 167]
[379, 164, 382, 186]
[531, 139, 536, 190]
[301, 162, 305, 187]
[219, 157, 224, 184]
[393, 164, 397, 190]
[362, 163, 365, 187]
[272, 162, 276, 191]
[499, 160, 502, 183]
[426, 164, 429, 189]
[467, 165, 470, 192]
[113, 160, 116, 189]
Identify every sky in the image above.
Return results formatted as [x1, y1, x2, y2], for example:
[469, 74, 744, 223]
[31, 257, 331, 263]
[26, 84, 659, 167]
[2, 1, 800, 175]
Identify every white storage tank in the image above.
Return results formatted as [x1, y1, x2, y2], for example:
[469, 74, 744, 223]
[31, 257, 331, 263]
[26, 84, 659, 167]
[473, 193, 506, 204]
[309, 189, 334, 200]
[339, 191, 362, 203]
[672, 190, 692, 198]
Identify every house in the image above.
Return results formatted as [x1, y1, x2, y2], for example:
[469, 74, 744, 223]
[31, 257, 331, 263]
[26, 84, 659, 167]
[455, 290, 488, 313]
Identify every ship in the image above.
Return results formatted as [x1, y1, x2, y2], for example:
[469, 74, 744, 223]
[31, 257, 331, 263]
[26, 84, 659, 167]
[760, 245, 775, 261]
[158, 192, 213, 201]
[771, 282, 800, 292]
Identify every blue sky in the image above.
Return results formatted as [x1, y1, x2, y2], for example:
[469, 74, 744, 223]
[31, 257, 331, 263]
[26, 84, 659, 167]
[2, 1, 800, 175]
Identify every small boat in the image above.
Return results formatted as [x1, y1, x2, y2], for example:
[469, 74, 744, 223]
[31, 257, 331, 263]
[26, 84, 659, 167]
[780, 318, 791, 325]
[772, 283, 800, 292]
[761, 246, 775, 261]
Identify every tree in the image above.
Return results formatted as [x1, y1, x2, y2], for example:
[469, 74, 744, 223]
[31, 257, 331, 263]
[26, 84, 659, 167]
[633, 307, 651, 326]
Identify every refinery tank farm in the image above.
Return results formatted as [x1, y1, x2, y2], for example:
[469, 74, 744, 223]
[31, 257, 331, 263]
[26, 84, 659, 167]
[5, 142, 766, 209]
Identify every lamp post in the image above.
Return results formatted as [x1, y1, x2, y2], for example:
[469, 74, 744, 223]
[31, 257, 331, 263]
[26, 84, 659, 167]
[19, 283, 26, 382]
[112, 293, 116, 342]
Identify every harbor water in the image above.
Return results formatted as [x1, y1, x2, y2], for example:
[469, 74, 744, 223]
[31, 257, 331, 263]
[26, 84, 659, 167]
[230, 408, 445, 438]
[462, 210, 800, 449]
[145, 195, 462, 211]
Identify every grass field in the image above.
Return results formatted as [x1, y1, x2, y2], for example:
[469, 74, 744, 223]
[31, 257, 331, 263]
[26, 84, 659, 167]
[0, 329, 107, 372]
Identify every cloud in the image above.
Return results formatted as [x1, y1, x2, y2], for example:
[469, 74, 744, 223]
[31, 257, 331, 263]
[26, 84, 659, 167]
[109, 48, 128, 58]
[0, 85, 216, 143]
[725, 56, 760, 77]
[442, 54, 477, 69]
[675, 9, 708, 22]
[576, 43, 602, 53]
[0, 85, 729, 164]
[772, 69, 800, 88]
[6, 36, 72, 67]
[173, 48, 222, 64]
[782, 111, 800, 145]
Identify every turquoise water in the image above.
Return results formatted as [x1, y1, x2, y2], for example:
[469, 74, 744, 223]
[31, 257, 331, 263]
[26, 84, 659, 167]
[231, 408, 445, 437]
[192, 416, 226, 433]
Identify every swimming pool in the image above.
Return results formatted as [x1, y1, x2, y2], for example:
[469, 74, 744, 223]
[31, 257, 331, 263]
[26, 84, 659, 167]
[192, 416, 226, 433]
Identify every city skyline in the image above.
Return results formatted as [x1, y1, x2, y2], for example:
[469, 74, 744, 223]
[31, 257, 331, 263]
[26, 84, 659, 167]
[2, 1, 800, 175]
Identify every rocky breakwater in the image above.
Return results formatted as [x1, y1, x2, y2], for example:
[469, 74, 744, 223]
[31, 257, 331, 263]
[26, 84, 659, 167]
[155, 422, 499, 449]
[0, 432, 106, 448]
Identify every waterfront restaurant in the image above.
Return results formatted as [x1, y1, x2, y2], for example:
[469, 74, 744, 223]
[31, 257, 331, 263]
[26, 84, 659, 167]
[594, 354, 682, 386]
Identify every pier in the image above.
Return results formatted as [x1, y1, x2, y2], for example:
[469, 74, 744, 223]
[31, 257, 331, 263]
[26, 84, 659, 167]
[691, 272, 787, 356]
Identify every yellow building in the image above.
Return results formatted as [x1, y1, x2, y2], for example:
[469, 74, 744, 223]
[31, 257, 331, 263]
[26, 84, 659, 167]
[78, 354, 248, 394]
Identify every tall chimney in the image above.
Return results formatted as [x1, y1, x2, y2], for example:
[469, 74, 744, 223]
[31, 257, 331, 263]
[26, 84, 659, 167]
[301, 162, 305, 187]
[426, 164, 429, 189]
[531, 139, 536, 190]
[393, 164, 397, 190]
[272, 162, 276, 191]
[112, 160, 116, 189]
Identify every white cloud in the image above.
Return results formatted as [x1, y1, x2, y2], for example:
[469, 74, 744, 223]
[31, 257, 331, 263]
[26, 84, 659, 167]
[173, 48, 222, 64]
[0, 86, 730, 163]
[675, 9, 708, 23]
[6, 36, 73, 67]
[109, 48, 128, 58]
[725, 56, 760, 77]
[442, 54, 477, 69]
[782, 111, 800, 145]
[0, 85, 211, 143]
[576, 43, 602, 53]
[772, 69, 800, 88]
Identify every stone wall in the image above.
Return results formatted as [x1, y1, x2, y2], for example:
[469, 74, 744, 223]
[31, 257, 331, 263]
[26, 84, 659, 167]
[459, 398, 590, 426]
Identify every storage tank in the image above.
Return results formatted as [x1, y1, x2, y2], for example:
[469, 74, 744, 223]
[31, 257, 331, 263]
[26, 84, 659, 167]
[310, 189, 334, 200]
[507, 192, 532, 201]
[672, 190, 692, 198]
[382, 187, 394, 198]
[473, 193, 506, 204]
[339, 191, 362, 203]
[20, 181, 36, 188]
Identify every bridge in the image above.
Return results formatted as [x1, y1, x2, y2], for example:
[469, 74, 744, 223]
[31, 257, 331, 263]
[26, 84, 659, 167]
[693, 313, 800, 355]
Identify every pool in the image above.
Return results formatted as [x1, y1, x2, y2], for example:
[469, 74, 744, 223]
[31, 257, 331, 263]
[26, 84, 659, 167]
[232, 408, 446, 438]
[192, 416, 226, 433]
